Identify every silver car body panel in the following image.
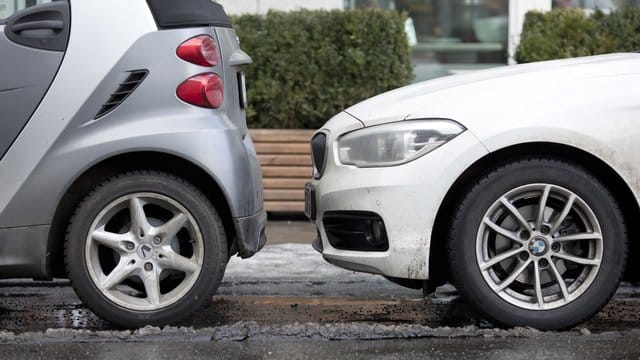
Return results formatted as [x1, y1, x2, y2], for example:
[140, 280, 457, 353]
[312, 53, 640, 280]
[0, 0, 265, 278]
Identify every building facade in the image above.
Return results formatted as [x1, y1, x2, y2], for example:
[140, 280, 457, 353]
[1, 0, 636, 81]
[219, 0, 636, 81]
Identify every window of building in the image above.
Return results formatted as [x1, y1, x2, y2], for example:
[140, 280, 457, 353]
[0, 0, 51, 20]
[552, 0, 638, 10]
[346, 0, 509, 81]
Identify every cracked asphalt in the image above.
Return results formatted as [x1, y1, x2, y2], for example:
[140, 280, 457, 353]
[1, 222, 640, 358]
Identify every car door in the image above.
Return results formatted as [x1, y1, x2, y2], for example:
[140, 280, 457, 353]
[0, 1, 70, 160]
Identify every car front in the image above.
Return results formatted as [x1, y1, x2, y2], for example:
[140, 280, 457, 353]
[306, 110, 487, 281]
[306, 53, 640, 285]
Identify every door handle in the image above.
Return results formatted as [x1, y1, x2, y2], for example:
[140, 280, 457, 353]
[4, 1, 69, 51]
[12, 20, 64, 32]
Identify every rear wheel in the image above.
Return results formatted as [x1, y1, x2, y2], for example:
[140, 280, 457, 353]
[65, 171, 227, 328]
[448, 158, 626, 330]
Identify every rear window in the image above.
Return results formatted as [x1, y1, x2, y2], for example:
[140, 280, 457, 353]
[0, 0, 52, 20]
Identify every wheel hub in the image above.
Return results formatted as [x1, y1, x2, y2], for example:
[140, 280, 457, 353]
[528, 236, 549, 257]
[137, 243, 154, 260]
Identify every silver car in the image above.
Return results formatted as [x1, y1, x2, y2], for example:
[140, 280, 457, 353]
[0, 0, 266, 327]
[307, 53, 640, 330]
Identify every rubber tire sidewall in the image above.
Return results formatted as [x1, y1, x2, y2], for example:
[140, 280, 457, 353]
[65, 172, 228, 328]
[449, 159, 626, 330]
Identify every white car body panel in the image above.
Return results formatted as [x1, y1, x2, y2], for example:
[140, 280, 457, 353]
[313, 53, 640, 280]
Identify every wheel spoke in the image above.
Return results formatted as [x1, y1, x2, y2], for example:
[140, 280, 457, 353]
[549, 259, 570, 300]
[548, 194, 576, 236]
[480, 246, 525, 271]
[499, 197, 532, 232]
[158, 250, 200, 274]
[553, 232, 602, 242]
[483, 218, 523, 243]
[130, 197, 151, 238]
[92, 229, 128, 251]
[535, 185, 551, 230]
[495, 259, 531, 293]
[553, 252, 600, 266]
[157, 213, 188, 242]
[101, 260, 134, 291]
[142, 271, 161, 306]
[533, 260, 544, 309]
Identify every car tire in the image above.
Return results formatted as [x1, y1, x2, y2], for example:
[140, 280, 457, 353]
[65, 171, 227, 328]
[448, 158, 627, 330]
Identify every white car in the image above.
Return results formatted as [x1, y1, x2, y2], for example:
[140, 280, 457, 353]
[306, 53, 640, 330]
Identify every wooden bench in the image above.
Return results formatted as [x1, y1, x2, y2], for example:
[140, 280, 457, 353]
[250, 129, 315, 213]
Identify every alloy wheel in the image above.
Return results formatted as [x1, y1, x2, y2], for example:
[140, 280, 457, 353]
[85, 193, 204, 311]
[476, 183, 603, 310]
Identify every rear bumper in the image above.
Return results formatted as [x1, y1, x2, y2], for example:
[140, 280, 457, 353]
[0, 225, 50, 279]
[233, 209, 267, 258]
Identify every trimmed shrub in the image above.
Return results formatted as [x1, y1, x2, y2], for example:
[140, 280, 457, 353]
[234, 10, 413, 129]
[516, 7, 640, 63]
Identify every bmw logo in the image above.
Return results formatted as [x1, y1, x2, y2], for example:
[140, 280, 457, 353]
[529, 238, 548, 256]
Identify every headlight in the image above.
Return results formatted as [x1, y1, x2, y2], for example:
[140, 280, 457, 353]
[337, 119, 465, 167]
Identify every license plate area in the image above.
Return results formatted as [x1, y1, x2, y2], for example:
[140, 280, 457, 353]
[304, 182, 316, 220]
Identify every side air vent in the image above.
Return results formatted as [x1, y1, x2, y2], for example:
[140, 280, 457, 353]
[94, 70, 148, 119]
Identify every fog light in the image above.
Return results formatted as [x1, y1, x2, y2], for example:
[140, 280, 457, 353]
[371, 220, 387, 247]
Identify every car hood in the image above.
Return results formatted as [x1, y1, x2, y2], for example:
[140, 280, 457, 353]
[343, 53, 640, 128]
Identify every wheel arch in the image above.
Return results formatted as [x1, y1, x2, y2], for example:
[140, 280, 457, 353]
[47, 151, 236, 278]
[430, 141, 640, 283]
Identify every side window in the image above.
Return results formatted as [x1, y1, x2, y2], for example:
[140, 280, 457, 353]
[0, 0, 52, 20]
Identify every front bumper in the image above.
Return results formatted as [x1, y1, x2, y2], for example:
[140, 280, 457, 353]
[233, 209, 267, 258]
[308, 114, 488, 280]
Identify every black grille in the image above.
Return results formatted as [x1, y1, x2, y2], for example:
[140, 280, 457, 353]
[311, 132, 327, 179]
[323, 211, 389, 252]
[94, 70, 148, 119]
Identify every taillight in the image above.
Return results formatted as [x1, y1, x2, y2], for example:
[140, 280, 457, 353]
[176, 35, 219, 67]
[176, 73, 223, 108]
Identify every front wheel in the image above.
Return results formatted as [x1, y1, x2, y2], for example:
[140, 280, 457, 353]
[448, 158, 627, 330]
[65, 171, 227, 328]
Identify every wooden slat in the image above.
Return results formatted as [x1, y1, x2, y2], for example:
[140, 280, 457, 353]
[255, 143, 310, 155]
[263, 178, 308, 190]
[265, 201, 306, 212]
[250, 129, 314, 143]
[264, 189, 305, 201]
[262, 166, 311, 178]
[258, 154, 312, 166]
[251, 129, 316, 212]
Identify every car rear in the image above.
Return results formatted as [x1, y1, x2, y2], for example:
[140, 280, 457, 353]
[0, 0, 265, 327]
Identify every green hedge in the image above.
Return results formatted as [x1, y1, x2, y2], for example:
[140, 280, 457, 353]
[234, 10, 413, 129]
[516, 7, 640, 63]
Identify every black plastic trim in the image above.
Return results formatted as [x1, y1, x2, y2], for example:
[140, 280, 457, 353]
[146, 0, 232, 29]
[323, 211, 389, 252]
[4, 1, 70, 52]
[233, 210, 267, 259]
[311, 132, 328, 179]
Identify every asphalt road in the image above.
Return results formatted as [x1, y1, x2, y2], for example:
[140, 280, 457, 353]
[1, 223, 640, 359]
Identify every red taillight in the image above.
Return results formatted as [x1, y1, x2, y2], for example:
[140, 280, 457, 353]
[176, 73, 223, 108]
[176, 35, 219, 67]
